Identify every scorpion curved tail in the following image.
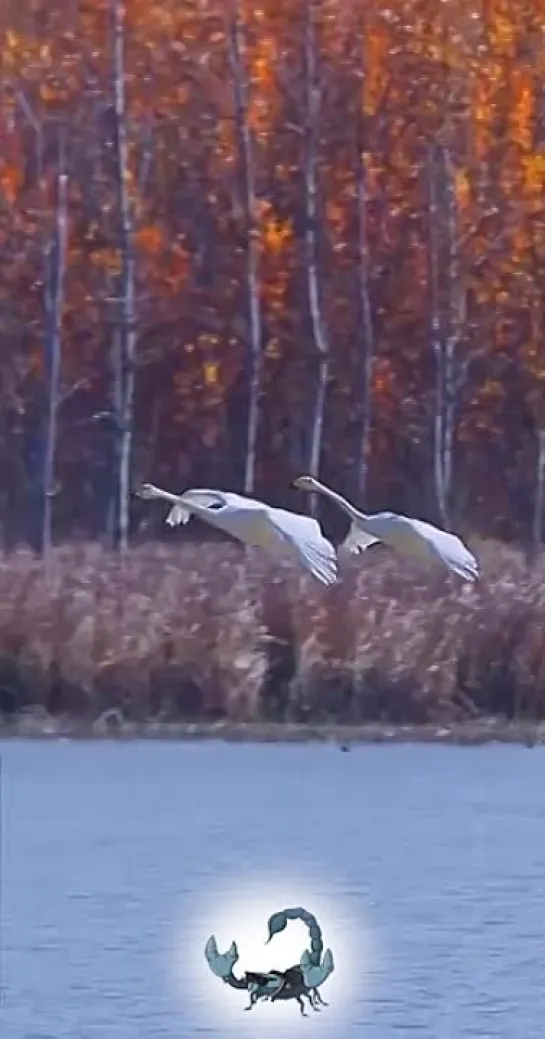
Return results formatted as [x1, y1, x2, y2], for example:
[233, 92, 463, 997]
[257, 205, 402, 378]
[266, 907, 323, 968]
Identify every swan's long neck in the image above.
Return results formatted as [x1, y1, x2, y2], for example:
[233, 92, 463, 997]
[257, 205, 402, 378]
[144, 484, 185, 505]
[309, 480, 364, 523]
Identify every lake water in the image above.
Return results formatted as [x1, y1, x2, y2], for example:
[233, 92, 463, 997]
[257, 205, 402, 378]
[2, 740, 545, 1038]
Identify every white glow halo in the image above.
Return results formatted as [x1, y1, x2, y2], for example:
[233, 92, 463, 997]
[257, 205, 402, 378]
[167, 868, 379, 1035]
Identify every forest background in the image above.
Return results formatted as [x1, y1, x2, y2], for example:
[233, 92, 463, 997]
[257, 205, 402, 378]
[1, 0, 545, 551]
[1, 0, 545, 725]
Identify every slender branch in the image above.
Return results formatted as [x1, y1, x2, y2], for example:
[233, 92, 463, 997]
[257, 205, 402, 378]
[59, 377, 88, 406]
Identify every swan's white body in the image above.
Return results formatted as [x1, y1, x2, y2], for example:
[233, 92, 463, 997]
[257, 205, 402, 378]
[136, 483, 338, 586]
[292, 476, 480, 583]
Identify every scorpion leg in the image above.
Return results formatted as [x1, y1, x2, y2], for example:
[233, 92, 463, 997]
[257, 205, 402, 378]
[307, 991, 321, 1012]
[312, 988, 328, 1007]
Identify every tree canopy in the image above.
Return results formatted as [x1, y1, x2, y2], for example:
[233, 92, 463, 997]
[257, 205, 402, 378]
[1, 0, 544, 547]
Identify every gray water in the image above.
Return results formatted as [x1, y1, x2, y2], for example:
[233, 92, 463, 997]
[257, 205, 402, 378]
[2, 741, 545, 1038]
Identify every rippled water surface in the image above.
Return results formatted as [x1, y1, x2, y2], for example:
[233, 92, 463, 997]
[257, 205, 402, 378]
[3, 739, 545, 1038]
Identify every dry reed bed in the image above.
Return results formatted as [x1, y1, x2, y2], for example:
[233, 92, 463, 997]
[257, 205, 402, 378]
[0, 539, 545, 724]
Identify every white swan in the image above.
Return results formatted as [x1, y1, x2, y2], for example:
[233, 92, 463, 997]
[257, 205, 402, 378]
[136, 483, 339, 586]
[291, 475, 480, 582]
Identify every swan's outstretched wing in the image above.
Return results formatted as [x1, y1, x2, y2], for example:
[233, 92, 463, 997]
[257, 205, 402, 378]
[267, 507, 339, 586]
[166, 504, 191, 527]
[410, 518, 480, 581]
[175, 491, 338, 585]
[367, 512, 480, 581]
[340, 522, 380, 555]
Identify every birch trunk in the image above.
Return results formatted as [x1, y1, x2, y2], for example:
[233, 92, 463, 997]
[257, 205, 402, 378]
[106, 324, 123, 544]
[111, 0, 136, 553]
[228, 7, 263, 495]
[303, 0, 329, 517]
[428, 147, 448, 528]
[533, 429, 545, 552]
[354, 26, 375, 499]
[42, 169, 68, 573]
[442, 149, 466, 529]
[428, 146, 466, 531]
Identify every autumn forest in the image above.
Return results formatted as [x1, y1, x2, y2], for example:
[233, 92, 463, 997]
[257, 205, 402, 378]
[2, 0, 545, 725]
[0, 0, 544, 553]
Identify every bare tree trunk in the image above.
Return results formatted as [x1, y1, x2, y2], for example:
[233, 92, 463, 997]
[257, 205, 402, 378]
[443, 149, 468, 531]
[354, 23, 376, 499]
[428, 145, 466, 531]
[42, 167, 68, 574]
[111, 0, 136, 553]
[428, 146, 448, 528]
[228, 6, 263, 495]
[533, 429, 545, 552]
[106, 324, 123, 544]
[303, 0, 329, 517]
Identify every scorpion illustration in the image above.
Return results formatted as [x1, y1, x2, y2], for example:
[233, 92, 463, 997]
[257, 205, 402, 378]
[204, 906, 335, 1017]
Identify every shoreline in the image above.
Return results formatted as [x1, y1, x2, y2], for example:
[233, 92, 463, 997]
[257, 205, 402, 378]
[1, 711, 544, 746]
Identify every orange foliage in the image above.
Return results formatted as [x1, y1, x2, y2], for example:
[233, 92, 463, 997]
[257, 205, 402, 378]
[262, 216, 291, 254]
[134, 224, 165, 256]
[203, 361, 219, 386]
[0, 0, 543, 546]
[510, 72, 534, 151]
[363, 22, 388, 116]
[0, 163, 23, 204]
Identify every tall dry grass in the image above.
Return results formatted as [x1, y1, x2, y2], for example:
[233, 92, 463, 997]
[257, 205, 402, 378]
[1, 539, 545, 725]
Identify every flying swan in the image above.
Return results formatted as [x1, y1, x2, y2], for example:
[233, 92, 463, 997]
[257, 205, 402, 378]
[291, 475, 480, 582]
[136, 483, 339, 586]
